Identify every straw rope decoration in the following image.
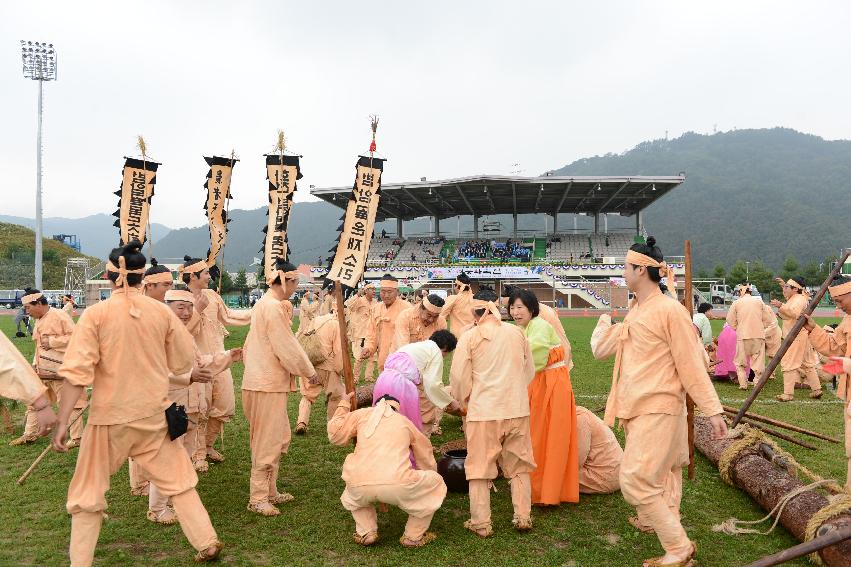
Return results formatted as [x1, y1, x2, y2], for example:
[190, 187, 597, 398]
[277, 129, 286, 191]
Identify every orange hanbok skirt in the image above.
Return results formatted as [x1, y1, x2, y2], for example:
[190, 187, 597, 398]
[528, 344, 579, 505]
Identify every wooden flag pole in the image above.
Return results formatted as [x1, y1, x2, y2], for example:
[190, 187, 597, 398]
[333, 285, 357, 412]
[217, 150, 236, 294]
[683, 240, 696, 480]
[732, 249, 851, 427]
[327, 117, 382, 415]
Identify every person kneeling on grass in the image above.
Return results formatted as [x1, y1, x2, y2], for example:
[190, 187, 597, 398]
[327, 392, 447, 548]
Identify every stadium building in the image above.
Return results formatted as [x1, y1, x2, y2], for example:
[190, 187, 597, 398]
[311, 174, 686, 309]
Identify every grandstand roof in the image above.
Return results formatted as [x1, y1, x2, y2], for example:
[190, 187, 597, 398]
[311, 174, 685, 222]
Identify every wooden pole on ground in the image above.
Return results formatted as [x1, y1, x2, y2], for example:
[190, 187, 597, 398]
[17, 403, 89, 485]
[333, 284, 356, 412]
[722, 412, 818, 450]
[683, 240, 696, 480]
[745, 525, 851, 567]
[722, 405, 840, 443]
[732, 249, 851, 427]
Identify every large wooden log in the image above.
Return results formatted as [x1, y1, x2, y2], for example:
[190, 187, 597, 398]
[694, 416, 851, 566]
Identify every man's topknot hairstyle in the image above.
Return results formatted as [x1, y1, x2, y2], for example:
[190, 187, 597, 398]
[107, 240, 146, 286]
[628, 236, 663, 283]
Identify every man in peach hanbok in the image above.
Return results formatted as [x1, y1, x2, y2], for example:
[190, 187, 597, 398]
[346, 284, 377, 381]
[62, 294, 77, 317]
[390, 294, 447, 351]
[181, 254, 252, 468]
[146, 289, 242, 525]
[804, 275, 851, 489]
[295, 308, 345, 435]
[508, 287, 579, 506]
[361, 274, 411, 372]
[591, 237, 727, 567]
[575, 406, 623, 495]
[297, 290, 320, 336]
[10, 288, 87, 448]
[389, 294, 449, 435]
[726, 284, 774, 390]
[440, 272, 475, 335]
[129, 260, 176, 496]
[771, 277, 822, 401]
[328, 392, 447, 548]
[450, 289, 537, 537]
[764, 303, 781, 359]
[241, 260, 317, 516]
[52, 241, 222, 565]
[320, 287, 336, 316]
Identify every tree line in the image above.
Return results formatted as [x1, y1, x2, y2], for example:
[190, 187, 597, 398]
[695, 254, 840, 300]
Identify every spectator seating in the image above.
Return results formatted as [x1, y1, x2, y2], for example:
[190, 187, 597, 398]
[366, 237, 402, 266]
[546, 235, 593, 262]
[396, 237, 445, 264]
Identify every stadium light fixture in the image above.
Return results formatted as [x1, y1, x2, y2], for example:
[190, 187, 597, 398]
[20, 39, 58, 290]
[21, 40, 58, 80]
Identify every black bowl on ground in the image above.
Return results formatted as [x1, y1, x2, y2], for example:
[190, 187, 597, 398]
[437, 449, 469, 493]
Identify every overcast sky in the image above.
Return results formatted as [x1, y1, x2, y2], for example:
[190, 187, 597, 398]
[3, 1, 850, 229]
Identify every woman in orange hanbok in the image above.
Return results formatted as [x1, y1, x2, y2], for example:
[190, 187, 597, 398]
[509, 288, 579, 505]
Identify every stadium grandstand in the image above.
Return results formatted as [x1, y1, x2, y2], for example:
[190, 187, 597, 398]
[311, 174, 686, 309]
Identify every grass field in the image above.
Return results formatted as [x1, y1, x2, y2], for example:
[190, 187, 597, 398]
[0, 314, 845, 566]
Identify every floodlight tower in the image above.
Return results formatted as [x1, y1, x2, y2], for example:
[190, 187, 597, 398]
[20, 40, 58, 289]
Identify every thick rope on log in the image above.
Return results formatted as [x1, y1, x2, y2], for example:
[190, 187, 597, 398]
[806, 495, 851, 565]
[717, 422, 844, 494]
[713, 480, 839, 537]
[694, 415, 851, 566]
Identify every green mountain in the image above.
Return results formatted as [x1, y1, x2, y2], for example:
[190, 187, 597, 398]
[0, 222, 101, 289]
[551, 128, 851, 270]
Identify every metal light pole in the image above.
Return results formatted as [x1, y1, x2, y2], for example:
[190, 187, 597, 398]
[20, 40, 57, 290]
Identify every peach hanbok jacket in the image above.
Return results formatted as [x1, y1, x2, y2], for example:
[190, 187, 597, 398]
[242, 293, 314, 393]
